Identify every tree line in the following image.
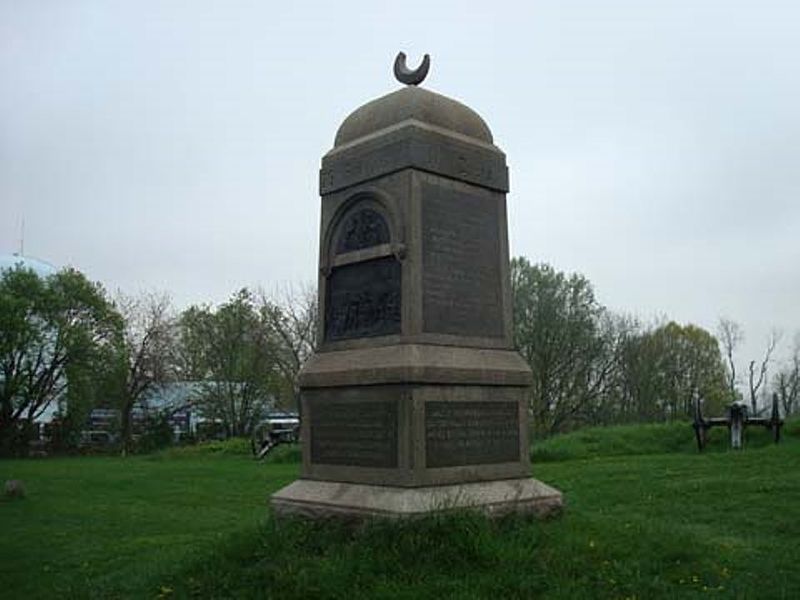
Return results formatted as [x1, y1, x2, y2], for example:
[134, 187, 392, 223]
[1, 258, 797, 455]
[511, 258, 798, 435]
[0, 265, 314, 456]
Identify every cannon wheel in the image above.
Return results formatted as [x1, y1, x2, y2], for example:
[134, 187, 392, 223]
[251, 422, 273, 460]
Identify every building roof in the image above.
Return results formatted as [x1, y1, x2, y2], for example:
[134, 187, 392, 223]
[0, 253, 58, 278]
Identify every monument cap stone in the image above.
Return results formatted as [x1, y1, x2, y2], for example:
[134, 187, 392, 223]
[320, 54, 508, 196]
[334, 85, 494, 147]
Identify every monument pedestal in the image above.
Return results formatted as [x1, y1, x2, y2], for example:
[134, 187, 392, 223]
[272, 478, 562, 520]
[271, 343, 564, 520]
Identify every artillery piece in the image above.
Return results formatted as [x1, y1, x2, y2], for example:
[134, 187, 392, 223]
[692, 393, 783, 451]
[251, 413, 300, 460]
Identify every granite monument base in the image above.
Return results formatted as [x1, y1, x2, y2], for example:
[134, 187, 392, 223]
[271, 477, 563, 520]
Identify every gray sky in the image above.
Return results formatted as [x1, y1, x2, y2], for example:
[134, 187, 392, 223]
[2, 1, 799, 378]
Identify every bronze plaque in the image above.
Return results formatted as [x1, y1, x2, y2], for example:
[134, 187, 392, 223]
[336, 208, 390, 253]
[310, 397, 398, 468]
[425, 401, 519, 468]
[325, 256, 401, 341]
[422, 183, 504, 337]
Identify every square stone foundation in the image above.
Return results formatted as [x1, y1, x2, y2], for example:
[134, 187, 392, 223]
[271, 478, 563, 520]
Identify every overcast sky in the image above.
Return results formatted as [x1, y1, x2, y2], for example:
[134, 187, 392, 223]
[2, 1, 798, 375]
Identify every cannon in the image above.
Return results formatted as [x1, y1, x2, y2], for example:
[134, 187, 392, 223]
[693, 393, 783, 451]
[251, 413, 300, 460]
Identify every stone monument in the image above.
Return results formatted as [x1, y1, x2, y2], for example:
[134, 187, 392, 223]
[271, 53, 563, 519]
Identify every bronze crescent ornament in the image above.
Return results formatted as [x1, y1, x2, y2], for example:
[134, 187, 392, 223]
[394, 52, 430, 86]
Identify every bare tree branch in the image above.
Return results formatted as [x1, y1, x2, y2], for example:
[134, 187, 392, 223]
[747, 329, 780, 414]
[717, 318, 743, 402]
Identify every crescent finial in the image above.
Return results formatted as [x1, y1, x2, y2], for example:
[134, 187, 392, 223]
[393, 52, 430, 86]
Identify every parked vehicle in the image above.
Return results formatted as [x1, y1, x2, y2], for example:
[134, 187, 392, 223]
[78, 430, 117, 449]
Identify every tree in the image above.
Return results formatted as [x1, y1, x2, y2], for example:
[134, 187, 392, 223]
[511, 257, 730, 431]
[747, 330, 780, 415]
[773, 335, 800, 417]
[113, 292, 179, 456]
[0, 266, 122, 455]
[717, 318, 743, 404]
[717, 318, 781, 414]
[621, 322, 728, 421]
[511, 258, 618, 434]
[577, 313, 638, 426]
[258, 285, 317, 413]
[615, 318, 666, 422]
[179, 289, 278, 437]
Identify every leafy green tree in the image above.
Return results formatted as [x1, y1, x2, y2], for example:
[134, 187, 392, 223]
[0, 266, 122, 455]
[621, 322, 729, 420]
[511, 258, 619, 434]
[511, 257, 728, 431]
[179, 289, 279, 437]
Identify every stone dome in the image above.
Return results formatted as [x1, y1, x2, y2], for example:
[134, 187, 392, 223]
[334, 86, 494, 147]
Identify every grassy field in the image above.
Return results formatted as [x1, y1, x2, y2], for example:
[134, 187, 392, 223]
[1, 421, 799, 599]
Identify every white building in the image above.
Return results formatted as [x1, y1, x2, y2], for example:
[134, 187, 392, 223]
[0, 253, 61, 427]
[0, 252, 58, 278]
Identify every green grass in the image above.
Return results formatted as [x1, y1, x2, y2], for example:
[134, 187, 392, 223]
[0, 452, 296, 598]
[1, 423, 799, 598]
[530, 417, 798, 462]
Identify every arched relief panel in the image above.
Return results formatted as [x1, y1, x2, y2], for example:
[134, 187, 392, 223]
[322, 193, 404, 343]
[335, 207, 390, 254]
[321, 192, 405, 272]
